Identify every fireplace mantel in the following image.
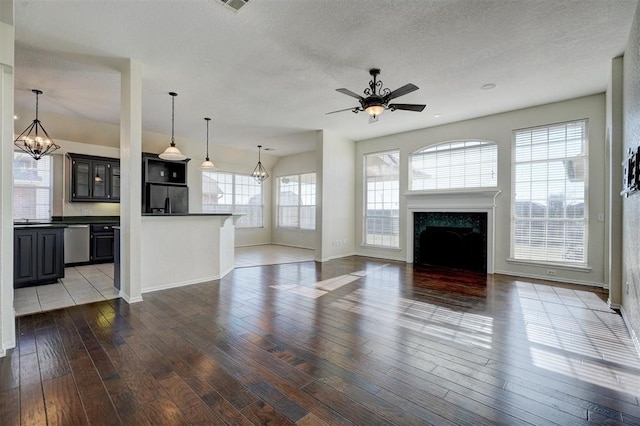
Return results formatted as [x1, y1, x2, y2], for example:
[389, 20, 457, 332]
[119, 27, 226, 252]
[404, 189, 501, 209]
[404, 189, 501, 273]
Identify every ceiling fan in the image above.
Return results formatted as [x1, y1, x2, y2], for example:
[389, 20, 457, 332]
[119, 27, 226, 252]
[327, 68, 426, 119]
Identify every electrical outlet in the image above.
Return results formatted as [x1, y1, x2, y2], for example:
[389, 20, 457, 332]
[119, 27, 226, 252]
[546, 269, 557, 276]
[627, 281, 630, 295]
[81, 208, 91, 215]
[597, 213, 605, 222]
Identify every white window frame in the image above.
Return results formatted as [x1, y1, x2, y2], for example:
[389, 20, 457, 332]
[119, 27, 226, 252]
[202, 171, 263, 228]
[409, 140, 498, 191]
[510, 119, 589, 267]
[13, 152, 53, 221]
[363, 149, 400, 249]
[276, 172, 316, 230]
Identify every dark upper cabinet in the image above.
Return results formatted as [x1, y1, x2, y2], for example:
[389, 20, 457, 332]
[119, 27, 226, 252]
[14, 227, 65, 288]
[143, 153, 189, 185]
[110, 164, 121, 201]
[68, 153, 119, 202]
[142, 153, 190, 213]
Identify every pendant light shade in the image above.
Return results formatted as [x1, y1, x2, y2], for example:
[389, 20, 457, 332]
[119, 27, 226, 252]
[14, 89, 60, 160]
[199, 117, 216, 170]
[251, 145, 269, 183]
[159, 92, 187, 161]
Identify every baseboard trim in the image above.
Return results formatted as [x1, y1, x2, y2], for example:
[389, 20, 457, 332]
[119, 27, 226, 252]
[120, 292, 143, 304]
[620, 306, 640, 358]
[317, 252, 357, 262]
[493, 269, 605, 288]
[143, 275, 223, 294]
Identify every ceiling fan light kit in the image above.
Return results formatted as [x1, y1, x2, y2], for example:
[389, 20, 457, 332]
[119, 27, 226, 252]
[159, 92, 188, 161]
[14, 89, 61, 160]
[327, 68, 426, 119]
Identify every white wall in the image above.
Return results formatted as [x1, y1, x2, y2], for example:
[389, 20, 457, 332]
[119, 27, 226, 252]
[355, 94, 607, 286]
[271, 150, 316, 249]
[317, 130, 356, 261]
[622, 1, 640, 352]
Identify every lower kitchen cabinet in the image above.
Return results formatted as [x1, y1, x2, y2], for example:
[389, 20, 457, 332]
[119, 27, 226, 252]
[14, 227, 65, 288]
[90, 224, 116, 263]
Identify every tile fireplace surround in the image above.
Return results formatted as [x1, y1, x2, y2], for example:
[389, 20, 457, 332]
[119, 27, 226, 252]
[405, 190, 501, 274]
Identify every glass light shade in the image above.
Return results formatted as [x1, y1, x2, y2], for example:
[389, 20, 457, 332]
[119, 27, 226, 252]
[199, 159, 216, 170]
[159, 145, 187, 161]
[365, 104, 385, 117]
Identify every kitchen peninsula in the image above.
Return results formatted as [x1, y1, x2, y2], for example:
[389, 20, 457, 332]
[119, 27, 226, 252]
[139, 213, 235, 293]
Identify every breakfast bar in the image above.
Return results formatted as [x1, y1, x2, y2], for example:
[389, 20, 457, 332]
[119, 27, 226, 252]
[140, 213, 235, 293]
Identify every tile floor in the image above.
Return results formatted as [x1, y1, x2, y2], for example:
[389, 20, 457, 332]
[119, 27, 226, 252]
[14, 245, 316, 316]
[235, 244, 315, 267]
[14, 263, 118, 316]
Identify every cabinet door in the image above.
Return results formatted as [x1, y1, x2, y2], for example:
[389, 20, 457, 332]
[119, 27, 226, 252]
[71, 159, 92, 200]
[110, 163, 120, 201]
[14, 230, 38, 287]
[92, 233, 114, 262]
[92, 161, 110, 200]
[38, 229, 64, 282]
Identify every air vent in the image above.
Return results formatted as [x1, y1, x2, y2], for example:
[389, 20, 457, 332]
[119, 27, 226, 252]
[217, 0, 249, 12]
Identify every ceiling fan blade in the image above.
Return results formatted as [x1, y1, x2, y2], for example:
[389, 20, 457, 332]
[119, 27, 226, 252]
[388, 103, 426, 112]
[326, 106, 360, 115]
[387, 83, 419, 100]
[336, 88, 364, 100]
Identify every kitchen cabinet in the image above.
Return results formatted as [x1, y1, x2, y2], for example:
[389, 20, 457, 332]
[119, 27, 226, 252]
[142, 153, 190, 213]
[90, 223, 116, 263]
[143, 152, 189, 185]
[68, 153, 119, 202]
[14, 227, 65, 288]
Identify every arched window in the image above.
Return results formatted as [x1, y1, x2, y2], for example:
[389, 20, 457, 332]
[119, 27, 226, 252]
[409, 140, 497, 190]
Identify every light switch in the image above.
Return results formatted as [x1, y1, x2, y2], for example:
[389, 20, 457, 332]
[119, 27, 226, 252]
[597, 213, 605, 222]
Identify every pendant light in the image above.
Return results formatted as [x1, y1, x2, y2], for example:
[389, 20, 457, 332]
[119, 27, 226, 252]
[199, 117, 216, 170]
[159, 92, 187, 161]
[251, 145, 269, 183]
[14, 89, 60, 160]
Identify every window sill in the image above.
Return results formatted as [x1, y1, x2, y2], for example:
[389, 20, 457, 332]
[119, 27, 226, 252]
[506, 258, 592, 273]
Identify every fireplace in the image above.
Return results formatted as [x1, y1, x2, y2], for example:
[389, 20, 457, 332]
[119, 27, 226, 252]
[414, 212, 487, 273]
[405, 190, 500, 274]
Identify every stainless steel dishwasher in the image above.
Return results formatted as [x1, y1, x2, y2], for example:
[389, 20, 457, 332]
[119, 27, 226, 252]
[64, 224, 90, 264]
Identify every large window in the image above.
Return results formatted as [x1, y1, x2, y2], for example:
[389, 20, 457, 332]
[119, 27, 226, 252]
[14, 152, 53, 221]
[364, 150, 400, 248]
[410, 140, 497, 190]
[277, 173, 316, 230]
[511, 119, 588, 265]
[202, 171, 263, 228]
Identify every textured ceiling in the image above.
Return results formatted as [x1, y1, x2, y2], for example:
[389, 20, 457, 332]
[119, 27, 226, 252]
[13, 0, 638, 157]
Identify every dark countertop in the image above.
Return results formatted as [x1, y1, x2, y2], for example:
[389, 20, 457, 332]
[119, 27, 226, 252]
[15, 216, 120, 228]
[51, 216, 120, 224]
[14, 222, 68, 229]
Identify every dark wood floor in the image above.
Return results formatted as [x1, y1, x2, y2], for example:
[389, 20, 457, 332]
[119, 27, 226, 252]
[1, 256, 639, 425]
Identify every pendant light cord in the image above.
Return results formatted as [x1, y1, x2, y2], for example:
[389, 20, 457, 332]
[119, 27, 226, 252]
[171, 94, 176, 147]
[206, 118, 210, 161]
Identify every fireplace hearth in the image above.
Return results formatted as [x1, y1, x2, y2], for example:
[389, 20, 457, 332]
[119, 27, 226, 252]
[414, 212, 487, 273]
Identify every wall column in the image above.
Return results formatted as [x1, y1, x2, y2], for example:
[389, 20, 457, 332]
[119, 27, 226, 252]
[119, 59, 143, 303]
[0, 0, 15, 355]
[607, 56, 624, 308]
